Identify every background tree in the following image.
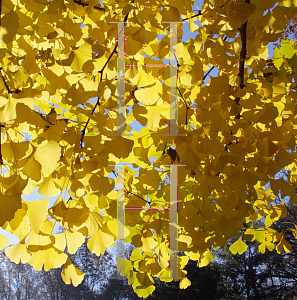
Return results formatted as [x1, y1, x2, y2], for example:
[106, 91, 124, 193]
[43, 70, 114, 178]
[0, 249, 45, 299]
[0, 242, 123, 299]
[276, 13, 297, 46]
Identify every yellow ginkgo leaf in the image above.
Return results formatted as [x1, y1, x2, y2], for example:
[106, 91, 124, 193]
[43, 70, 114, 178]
[38, 175, 61, 197]
[130, 68, 156, 88]
[106, 219, 130, 239]
[87, 228, 114, 256]
[180, 277, 191, 289]
[0, 95, 16, 124]
[229, 237, 247, 255]
[146, 107, 161, 130]
[1, 10, 19, 44]
[22, 157, 42, 182]
[134, 87, 159, 105]
[62, 257, 85, 287]
[34, 140, 61, 177]
[141, 236, 158, 252]
[133, 279, 155, 298]
[0, 193, 22, 227]
[198, 249, 215, 267]
[26, 232, 54, 247]
[259, 240, 275, 254]
[65, 230, 85, 254]
[276, 235, 292, 254]
[28, 248, 67, 271]
[26, 199, 49, 233]
[117, 257, 133, 277]
[5, 242, 30, 264]
[0, 234, 9, 250]
[71, 43, 92, 72]
[244, 228, 265, 243]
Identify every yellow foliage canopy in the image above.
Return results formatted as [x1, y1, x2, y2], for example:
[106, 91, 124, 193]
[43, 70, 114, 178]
[0, 0, 297, 297]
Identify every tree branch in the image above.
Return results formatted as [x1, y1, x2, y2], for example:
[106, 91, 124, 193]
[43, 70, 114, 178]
[0, 69, 12, 94]
[177, 87, 190, 125]
[79, 97, 100, 148]
[73, 0, 105, 11]
[238, 22, 248, 91]
[203, 66, 215, 81]
[162, 142, 167, 155]
[234, 0, 250, 113]
[80, 13, 130, 148]
[112, 170, 149, 203]
[0, 0, 2, 26]
[98, 13, 129, 77]
[0, 68, 21, 94]
[98, 45, 117, 77]
[202, 37, 227, 81]
[182, 11, 202, 21]
[0, 124, 3, 165]
[126, 190, 149, 203]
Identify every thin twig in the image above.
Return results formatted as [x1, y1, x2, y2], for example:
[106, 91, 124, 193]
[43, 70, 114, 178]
[219, 0, 231, 9]
[203, 66, 215, 81]
[177, 87, 190, 108]
[162, 142, 167, 155]
[98, 46, 117, 77]
[202, 37, 227, 81]
[79, 13, 129, 148]
[112, 170, 149, 203]
[0, 69, 12, 94]
[177, 87, 190, 125]
[126, 191, 149, 203]
[0, 68, 21, 94]
[80, 96, 100, 148]
[182, 11, 202, 21]
[73, 0, 105, 11]
[98, 13, 129, 76]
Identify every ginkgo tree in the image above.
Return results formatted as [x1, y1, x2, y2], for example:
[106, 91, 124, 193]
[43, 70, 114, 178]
[0, 0, 297, 297]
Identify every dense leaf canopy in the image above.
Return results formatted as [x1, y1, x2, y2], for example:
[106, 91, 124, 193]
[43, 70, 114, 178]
[0, 0, 297, 297]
